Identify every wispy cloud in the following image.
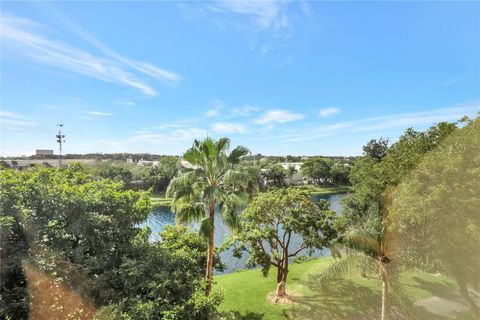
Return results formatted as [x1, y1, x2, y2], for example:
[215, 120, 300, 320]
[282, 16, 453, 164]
[254, 109, 304, 125]
[0, 110, 37, 132]
[0, 13, 181, 96]
[231, 105, 259, 117]
[212, 122, 248, 134]
[319, 107, 340, 117]
[86, 111, 113, 117]
[130, 127, 207, 144]
[206, 101, 224, 117]
[281, 105, 479, 142]
[442, 77, 463, 87]
[183, 1, 308, 53]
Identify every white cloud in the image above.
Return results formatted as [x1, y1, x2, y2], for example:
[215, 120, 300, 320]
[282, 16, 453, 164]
[281, 105, 479, 142]
[212, 122, 247, 134]
[231, 105, 259, 117]
[319, 107, 340, 117]
[218, 1, 286, 31]
[130, 127, 207, 144]
[0, 13, 181, 96]
[206, 101, 224, 117]
[254, 109, 304, 124]
[86, 111, 113, 117]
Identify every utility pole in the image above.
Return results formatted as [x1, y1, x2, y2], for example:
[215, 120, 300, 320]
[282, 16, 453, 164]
[56, 124, 65, 167]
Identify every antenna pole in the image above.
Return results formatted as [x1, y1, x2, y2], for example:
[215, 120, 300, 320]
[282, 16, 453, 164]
[56, 124, 66, 167]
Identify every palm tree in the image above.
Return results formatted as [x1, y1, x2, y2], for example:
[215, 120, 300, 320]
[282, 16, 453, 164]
[317, 201, 399, 320]
[166, 137, 252, 295]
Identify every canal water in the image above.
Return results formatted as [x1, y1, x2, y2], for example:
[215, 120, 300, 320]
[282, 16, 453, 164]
[141, 193, 347, 273]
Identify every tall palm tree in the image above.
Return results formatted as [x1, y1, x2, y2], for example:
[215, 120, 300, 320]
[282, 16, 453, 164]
[166, 137, 252, 295]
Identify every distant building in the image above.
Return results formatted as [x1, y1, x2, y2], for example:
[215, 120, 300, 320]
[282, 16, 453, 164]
[36, 149, 54, 156]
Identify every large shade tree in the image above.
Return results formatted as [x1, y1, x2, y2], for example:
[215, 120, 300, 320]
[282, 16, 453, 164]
[238, 188, 337, 300]
[166, 137, 253, 295]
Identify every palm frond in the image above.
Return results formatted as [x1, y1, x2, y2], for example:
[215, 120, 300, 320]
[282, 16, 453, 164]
[183, 146, 202, 165]
[228, 146, 250, 164]
[316, 252, 372, 285]
[216, 137, 231, 154]
[223, 169, 249, 189]
[343, 227, 381, 256]
[174, 201, 205, 225]
[166, 170, 199, 199]
[199, 216, 214, 238]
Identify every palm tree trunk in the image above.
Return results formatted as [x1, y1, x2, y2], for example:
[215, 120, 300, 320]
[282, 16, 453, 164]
[379, 261, 389, 320]
[205, 203, 215, 296]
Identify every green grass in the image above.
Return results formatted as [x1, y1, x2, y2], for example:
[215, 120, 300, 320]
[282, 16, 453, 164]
[149, 193, 172, 207]
[214, 257, 459, 320]
[294, 184, 353, 195]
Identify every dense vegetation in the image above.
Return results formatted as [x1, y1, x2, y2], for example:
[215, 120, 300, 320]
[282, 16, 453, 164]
[0, 166, 221, 320]
[1, 117, 478, 320]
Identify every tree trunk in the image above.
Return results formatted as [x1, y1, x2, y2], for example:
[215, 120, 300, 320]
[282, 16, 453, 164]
[205, 203, 215, 296]
[276, 259, 289, 298]
[379, 262, 389, 320]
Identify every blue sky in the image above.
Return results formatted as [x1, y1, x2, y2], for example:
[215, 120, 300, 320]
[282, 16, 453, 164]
[1, 1, 479, 156]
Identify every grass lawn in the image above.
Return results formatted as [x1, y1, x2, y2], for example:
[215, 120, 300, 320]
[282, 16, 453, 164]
[294, 184, 353, 195]
[215, 257, 461, 320]
[149, 193, 172, 207]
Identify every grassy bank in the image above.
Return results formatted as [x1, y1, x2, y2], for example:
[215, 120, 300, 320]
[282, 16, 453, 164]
[294, 184, 353, 195]
[215, 257, 459, 320]
[149, 193, 172, 207]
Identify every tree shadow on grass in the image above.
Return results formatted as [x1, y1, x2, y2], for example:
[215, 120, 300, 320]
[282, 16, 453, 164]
[218, 311, 265, 320]
[285, 277, 382, 320]
[411, 276, 458, 299]
[285, 275, 455, 320]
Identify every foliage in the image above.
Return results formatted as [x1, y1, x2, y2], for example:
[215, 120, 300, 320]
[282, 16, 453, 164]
[142, 156, 180, 193]
[362, 138, 389, 161]
[260, 163, 287, 188]
[330, 121, 459, 319]
[167, 137, 255, 295]
[237, 188, 337, 296]
[391, 117, 480, 317]
[95, 164, 133, 185]
[0, 165, 221, 320]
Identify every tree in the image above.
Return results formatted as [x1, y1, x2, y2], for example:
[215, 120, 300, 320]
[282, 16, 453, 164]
[166, 137, 252, 296]
[260, 163, 287, 188]
[391, 117, 480, 318]
[362, 138, 389, 161]
[238, 188, 337, 299]
[330, 163, 350, 184]
[96, 164, 133, 185]
[321, 121, 459, 320]
[142, 156, 180, 193]
[0, 165, 222, 320]
[301, 158, 333, 185]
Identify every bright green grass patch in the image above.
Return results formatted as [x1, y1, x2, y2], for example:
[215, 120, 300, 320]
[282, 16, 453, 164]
[149, 194, 172, 207]
[215, 257, 457, 320]
[294, 185, 353, 195]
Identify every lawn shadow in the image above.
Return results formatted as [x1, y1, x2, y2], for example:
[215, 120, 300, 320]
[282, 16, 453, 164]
[411, 275, 457, 299]
[285, 276, 382, 320]
[218, 311, 265, 320]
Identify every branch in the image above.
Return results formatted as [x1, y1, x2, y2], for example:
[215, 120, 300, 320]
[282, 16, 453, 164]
[288, 243, 307, 257]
